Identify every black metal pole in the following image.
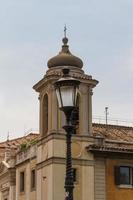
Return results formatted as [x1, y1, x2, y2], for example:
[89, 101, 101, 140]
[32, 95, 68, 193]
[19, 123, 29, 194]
[63, 109, 74, 200]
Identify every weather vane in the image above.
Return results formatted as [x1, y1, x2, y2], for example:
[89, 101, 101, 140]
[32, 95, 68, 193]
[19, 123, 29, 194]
[64, 24, 67, 38]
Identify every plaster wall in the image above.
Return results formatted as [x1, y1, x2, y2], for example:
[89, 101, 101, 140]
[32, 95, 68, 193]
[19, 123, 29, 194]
[52, 164, 94, 200]
[16, 158, 36, 200]
[106, 159, 133, 200]
[37, 134, 95, 200]
[36, 165, 53, 200]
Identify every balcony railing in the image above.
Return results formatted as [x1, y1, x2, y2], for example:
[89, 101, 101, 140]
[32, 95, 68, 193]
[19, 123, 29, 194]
[16, 145, 37, 164]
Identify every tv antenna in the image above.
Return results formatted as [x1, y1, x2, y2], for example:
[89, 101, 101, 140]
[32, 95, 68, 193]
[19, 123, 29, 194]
[105, 107, 109, 125]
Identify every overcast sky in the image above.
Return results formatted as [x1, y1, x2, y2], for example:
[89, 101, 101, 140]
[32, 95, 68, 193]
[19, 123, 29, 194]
[0, 0, 133, 141]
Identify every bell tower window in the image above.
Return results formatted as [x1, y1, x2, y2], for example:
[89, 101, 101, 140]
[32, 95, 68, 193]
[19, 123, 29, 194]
[43, 94, 48, 135]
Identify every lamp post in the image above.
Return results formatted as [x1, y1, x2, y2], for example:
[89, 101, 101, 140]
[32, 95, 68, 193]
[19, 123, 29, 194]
[54, 68, 80, 200]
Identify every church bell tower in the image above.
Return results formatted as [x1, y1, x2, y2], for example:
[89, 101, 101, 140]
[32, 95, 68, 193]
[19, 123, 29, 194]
[33, 34, 98, 200]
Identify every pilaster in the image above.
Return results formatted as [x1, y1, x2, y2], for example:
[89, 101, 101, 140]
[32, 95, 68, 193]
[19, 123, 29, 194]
[88, 87, 93, 135]
[79, 84, 89, 135]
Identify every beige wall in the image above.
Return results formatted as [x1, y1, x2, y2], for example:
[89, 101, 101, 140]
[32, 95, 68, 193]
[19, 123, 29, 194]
[36, 165, 53, 200]
[37, 133, 95, 200]
[16, 158, 36, 200]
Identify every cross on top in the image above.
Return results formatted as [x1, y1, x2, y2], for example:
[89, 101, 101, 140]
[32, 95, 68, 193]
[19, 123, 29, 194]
[64, 25, 67, 38]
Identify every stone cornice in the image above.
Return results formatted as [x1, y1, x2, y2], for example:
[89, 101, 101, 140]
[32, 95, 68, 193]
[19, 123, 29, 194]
[33, 71, 98, 93]
[37, 157, 94, 170]
[87, 145, 133, 155]
[37, 131, 94, 147]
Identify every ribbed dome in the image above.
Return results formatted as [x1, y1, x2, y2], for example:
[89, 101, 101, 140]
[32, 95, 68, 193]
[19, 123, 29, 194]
[47, 37, 83, 69]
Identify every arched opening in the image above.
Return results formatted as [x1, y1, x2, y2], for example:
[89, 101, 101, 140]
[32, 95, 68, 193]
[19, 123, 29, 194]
[43, 94, 48, 136]
[71, 94, 80, 134]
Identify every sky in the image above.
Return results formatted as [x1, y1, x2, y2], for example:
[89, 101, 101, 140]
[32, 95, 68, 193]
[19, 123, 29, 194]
[0, 0, 133, 141]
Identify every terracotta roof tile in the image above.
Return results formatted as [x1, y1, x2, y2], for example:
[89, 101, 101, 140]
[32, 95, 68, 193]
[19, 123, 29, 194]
[0, 133, 39, 149]
[91, 123, 133, 152]
[92, 123, 133, 142]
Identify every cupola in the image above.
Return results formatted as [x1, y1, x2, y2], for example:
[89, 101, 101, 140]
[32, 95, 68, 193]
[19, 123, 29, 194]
[47, 36, 83, 69]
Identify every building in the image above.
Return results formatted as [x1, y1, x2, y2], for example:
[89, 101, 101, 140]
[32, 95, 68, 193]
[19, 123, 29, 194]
[0, 35, 133, 200]
[0, 133, 38, 200]
[91, 123, 133, 200]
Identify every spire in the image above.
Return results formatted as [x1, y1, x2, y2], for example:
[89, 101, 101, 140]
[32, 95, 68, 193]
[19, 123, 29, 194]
[62, 25, 69, 53]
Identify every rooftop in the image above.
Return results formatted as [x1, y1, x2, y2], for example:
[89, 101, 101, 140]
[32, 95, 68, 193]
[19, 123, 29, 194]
[91, 123, 133, 152]
[0, 133, 39, 149]
[92, 123, 133, 143]
[1, 123, 133, 155]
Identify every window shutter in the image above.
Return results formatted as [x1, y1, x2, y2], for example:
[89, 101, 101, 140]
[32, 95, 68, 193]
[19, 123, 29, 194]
[114, 166, 120, 185]
[132, 168, 133, 186]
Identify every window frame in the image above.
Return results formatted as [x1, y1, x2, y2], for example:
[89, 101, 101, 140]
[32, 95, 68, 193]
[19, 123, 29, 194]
[119, 166, 131, 185]
[115, 165, 133, 187]
[31, 168, 36, 191]
[72, 168, 79, 184]
[20, 170, 25, 193]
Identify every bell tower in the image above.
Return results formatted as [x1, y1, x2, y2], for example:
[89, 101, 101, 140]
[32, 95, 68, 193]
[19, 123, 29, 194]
[33, 36, 98, 137]
[34, 35, 98, 200]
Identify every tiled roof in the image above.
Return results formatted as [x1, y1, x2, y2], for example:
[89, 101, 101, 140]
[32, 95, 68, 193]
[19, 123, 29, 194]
[92, 123, 133, 143]
[1, 123, 133, 154]
[0, 133, 39, 149]
[90, 123, 133, 152]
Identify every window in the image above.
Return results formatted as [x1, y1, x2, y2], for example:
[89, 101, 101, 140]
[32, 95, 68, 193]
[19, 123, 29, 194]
[43, 94, 48, 135]
[72, 168, 77, 182]
[115, 166, 132, 185]
[20, 171, 25, 192]
[31, 169, 36, 190]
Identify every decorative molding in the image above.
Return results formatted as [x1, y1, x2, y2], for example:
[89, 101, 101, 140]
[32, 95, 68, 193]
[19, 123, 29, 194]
[37, 157, 94, 170]
[89, 88, 93, 96]
[72, 141, 83, 158]
[38, 132, 94, 147]
[33, 71, 98, 93]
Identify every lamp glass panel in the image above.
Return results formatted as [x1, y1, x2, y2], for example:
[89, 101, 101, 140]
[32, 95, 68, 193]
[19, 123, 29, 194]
[56, 88, 62, 108]
[60, 86, 75, 107]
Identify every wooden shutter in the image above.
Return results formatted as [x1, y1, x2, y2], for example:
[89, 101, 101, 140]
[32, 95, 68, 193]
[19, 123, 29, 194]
[114, 166, 120, 185]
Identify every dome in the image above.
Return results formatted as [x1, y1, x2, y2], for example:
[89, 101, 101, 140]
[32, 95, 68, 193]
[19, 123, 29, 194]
[47, 37, 83, 69]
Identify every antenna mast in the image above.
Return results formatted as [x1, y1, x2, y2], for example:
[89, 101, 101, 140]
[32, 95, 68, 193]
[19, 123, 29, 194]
[105, 107, 109, 125]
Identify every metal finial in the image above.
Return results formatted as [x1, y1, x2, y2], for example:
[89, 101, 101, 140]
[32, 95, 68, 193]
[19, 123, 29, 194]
[64, 24, 67, 38]
[62, 25, 68, 45]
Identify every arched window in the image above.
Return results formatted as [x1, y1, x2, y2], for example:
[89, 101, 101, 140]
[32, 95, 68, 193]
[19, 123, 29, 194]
[43, 94, 48, 135]
[71, 94, 80, 134]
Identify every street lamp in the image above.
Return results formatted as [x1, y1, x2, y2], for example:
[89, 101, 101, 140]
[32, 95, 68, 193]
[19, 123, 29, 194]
[54, 68, 80, 200]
